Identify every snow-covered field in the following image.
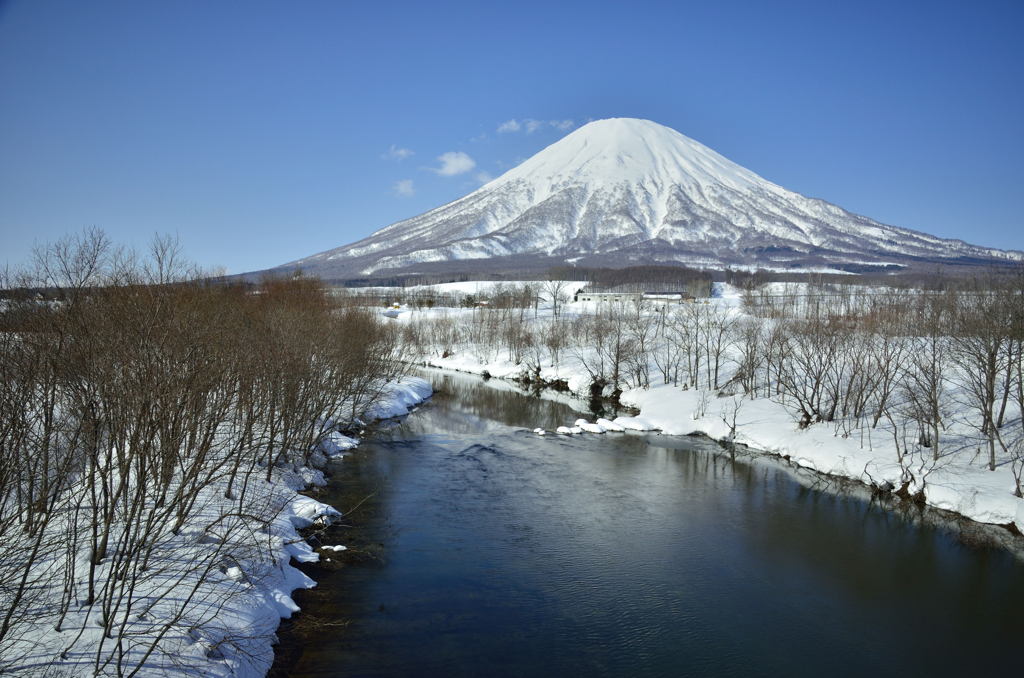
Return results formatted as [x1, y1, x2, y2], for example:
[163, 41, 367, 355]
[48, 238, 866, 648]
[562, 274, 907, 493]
[7, 377, 432, 678]
[393, 282, 1024, 534]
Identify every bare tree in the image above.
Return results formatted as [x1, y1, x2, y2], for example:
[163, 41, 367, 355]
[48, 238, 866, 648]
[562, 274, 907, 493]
[950, 286, 1011, 471]
[541, 279, 571, 318]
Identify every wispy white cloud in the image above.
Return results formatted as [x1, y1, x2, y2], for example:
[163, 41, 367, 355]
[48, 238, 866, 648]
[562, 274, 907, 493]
[497, 119, 521, 133]
[475, 171, 494, 184]
[432, 151, 476, 176]
[393, 179, 415, 197]
[383, 144, 414, 160]
[498, 118, 577, 134]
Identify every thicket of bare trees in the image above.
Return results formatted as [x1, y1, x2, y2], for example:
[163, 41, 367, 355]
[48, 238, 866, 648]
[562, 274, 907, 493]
[739, 279, 1024, 491]
[0, 230, 404, 675]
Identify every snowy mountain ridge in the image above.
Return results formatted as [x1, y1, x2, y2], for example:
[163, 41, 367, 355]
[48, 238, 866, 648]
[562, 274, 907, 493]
[279, 118, 1021, 279]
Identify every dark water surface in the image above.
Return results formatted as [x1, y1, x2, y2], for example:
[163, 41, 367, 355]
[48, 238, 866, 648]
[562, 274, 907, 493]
[280, 371, 1024, 677]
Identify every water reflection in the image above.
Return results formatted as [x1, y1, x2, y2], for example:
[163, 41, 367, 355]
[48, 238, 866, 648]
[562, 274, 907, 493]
[279, 371, 1024, 677]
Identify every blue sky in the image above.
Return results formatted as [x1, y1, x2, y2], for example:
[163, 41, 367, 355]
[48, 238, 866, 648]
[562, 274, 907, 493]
[1, 0, 1022, 274]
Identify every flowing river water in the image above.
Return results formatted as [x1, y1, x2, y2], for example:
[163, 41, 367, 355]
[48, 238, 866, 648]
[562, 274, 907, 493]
[272, 370, 1024, 677]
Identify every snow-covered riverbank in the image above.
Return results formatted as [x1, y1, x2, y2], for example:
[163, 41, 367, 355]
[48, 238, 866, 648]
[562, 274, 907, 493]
[216, 376, 433, 677]
[418, 353, 1024, 534]
[619, 384, 1024, 531]
[14, 377, 432, 678]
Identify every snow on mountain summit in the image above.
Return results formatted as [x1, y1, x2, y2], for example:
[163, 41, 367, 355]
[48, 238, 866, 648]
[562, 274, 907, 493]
[498, 118, 763, 193]
[279, 118, 1021, 279]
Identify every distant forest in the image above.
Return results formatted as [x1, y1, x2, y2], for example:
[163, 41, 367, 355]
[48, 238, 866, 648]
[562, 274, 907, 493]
[314, 260, 1024, 293]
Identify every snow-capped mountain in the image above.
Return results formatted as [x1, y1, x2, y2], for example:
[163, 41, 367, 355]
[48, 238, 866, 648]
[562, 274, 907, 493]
[278, 118, 1021, 279]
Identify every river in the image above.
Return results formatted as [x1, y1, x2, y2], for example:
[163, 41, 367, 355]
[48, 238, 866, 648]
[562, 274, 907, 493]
[272, 369, 1024, 677]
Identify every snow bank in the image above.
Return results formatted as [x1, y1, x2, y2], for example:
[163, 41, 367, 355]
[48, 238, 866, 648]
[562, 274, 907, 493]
[619, 384, 1024, 531]
[575, 419, 605, 434]
[197, 377, 431, 675]
[613, 415, 661, 431]
[319, 431, 359, 458]
[596, 418, 625, 432]
[362, 376, 433, 420]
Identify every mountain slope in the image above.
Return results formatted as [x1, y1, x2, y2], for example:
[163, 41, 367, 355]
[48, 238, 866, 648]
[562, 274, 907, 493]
[278, 118, 1021, 279]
